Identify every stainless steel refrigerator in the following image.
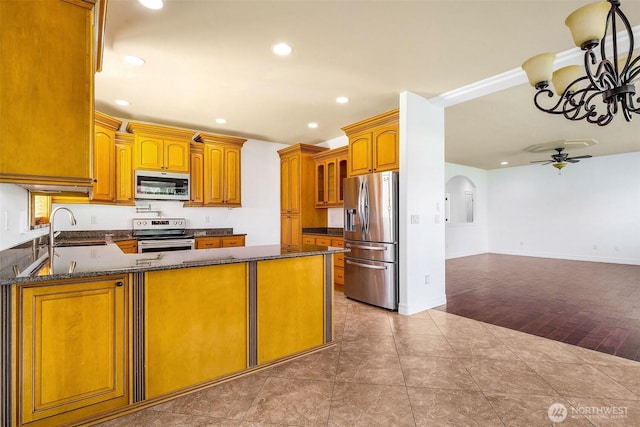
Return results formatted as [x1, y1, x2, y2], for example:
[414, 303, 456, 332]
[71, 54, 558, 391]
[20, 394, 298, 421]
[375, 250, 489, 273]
[343, 171, 399, 310]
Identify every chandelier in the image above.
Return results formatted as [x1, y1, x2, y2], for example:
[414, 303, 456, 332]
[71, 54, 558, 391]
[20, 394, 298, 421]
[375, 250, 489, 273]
[521, 0, 639, 126]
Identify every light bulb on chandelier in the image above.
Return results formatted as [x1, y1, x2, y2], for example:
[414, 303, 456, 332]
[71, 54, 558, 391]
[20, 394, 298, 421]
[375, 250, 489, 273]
[521, 0, 639, 126]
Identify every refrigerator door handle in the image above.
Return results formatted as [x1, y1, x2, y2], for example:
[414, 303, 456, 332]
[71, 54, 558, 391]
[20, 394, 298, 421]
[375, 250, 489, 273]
[358, 180, 366, 237]
[345, 243, 387, 251]
[346, 259, 388, 270]
[363, 180, 370, 235]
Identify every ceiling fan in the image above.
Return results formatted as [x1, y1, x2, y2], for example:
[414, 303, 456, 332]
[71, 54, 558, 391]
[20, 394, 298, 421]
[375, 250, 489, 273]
[530, 147, 592, 172]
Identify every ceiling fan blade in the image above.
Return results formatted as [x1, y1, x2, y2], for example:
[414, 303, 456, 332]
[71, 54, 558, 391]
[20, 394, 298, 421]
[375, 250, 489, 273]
[566, 155, 592, 160]
[566, 159, 580, 163]
[530, 160, 552, 165]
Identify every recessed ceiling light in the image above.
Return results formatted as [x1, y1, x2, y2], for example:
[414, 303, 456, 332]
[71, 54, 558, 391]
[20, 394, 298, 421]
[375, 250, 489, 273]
[308, 122, 318, 129]
[336, 96, 349, 104]
[272, 43, 293, 56]
[138, 0, 163, 9]
[115, 99, 130, 106]
[124, 55, 145, 66]
[501, 161, 509, 165]
[215, 118, 227, 125]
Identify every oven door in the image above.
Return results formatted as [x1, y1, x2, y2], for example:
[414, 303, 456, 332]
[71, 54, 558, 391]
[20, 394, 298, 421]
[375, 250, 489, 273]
[138, 238, 195, 253]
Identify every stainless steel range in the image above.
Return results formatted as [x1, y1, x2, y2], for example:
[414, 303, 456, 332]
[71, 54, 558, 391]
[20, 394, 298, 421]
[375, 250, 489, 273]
[132, 218, 195, 253]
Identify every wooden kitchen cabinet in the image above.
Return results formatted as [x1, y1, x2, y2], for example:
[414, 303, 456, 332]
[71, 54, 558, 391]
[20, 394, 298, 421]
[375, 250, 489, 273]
[313, 146, 348, 207]
[127, 122, 193, 173]
[195, 133, 246, 207]
[302, 234, 344, 289]
[278, 144, 327, 249]
[145, 264, 248, 398]
[188, 142, 204, 205]
[257, 256, 325, 364]
[115, 132, 135, 205]
[0, 0, 96, 189]
[92, 112, 122, 203]
[17, 275, 130, 426]
[342, 109, 399, 176]
[281, 214, 301, 248]
[195, 235, 245, 249]
[116, 239, 138, 254]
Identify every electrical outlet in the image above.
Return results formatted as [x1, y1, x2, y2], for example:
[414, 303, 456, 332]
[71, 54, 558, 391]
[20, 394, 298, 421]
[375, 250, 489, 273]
[205, 215, 210, 223]
[425, 275, 431, 285]
[410, 214, 419, 224]
[90, 215, 97, 225]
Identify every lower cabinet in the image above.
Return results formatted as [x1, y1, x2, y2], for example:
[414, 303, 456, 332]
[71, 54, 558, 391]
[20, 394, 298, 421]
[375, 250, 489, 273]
[145, 264, 248, 398]
[256, 256, 325, 364]
[195, 235, 246, 249]
[17, 276, 130, 426]
[302, 234, 344, 290]
[116, 239, 138, 253]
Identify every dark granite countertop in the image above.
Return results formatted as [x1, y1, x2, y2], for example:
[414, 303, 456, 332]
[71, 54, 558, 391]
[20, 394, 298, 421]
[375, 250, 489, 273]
[1, 244, 347, 285]
[53, 228, 245, 244]
[302, 227, 344, 237]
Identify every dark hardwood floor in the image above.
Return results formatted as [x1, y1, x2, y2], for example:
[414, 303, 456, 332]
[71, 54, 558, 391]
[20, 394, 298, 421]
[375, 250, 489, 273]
[438, 254, 640, 362]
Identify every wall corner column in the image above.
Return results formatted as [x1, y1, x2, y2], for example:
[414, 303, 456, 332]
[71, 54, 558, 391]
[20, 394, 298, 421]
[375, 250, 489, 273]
[398, 91, 446, 315]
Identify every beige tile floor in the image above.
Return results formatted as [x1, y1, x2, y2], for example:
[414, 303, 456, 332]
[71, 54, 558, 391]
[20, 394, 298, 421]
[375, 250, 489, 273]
[97, 292, 640, 426]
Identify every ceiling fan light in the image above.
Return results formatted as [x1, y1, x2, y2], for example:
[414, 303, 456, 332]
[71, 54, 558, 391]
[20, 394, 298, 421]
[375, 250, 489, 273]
[553, 162, 567, 170]
[522, 53, 556, 89]
[552, 65, 583, 96]
[565, 1, 611, 50]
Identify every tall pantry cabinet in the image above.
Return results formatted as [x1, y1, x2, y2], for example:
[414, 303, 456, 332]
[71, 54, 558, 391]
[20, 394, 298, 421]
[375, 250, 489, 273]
[278, 144, 327, 249]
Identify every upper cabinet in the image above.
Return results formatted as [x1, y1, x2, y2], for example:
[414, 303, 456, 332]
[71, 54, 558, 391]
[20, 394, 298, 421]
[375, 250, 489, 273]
[0, 0, 96, 189]
[115, 132, 135, 205]
[342, 109, 399, 176]
[312, 146, 348, 208]
[127, 122, 193, 173]
[92, 112, 122, 203]
[193, 133, 246, 207]
[187, 142, 205, 205]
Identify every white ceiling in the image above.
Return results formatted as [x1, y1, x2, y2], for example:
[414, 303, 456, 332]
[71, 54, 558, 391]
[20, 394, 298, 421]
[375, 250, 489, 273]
[96, 0, 640, 170]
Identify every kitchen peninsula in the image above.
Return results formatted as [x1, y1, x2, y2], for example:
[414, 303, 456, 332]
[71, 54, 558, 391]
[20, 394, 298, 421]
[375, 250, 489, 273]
[0, 243, 345, 427]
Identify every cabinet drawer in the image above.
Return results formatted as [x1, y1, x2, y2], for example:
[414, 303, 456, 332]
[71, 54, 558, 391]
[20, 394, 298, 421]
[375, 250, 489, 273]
[222, 236, 245, 247]
[334, 252, 344, 267]
[315, 237, 331, 246]
[302, 236, 315, 245]
[195, 237, 222, 249]
[334, 266, 344, 284]
[331, 238, 344, 247]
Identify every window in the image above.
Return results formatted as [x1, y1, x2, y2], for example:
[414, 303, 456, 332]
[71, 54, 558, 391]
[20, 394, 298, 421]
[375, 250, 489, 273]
[30, 193, 51, 227]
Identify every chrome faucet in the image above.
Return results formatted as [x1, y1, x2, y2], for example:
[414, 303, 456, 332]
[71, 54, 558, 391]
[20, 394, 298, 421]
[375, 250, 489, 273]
[49, 207, 77, 260]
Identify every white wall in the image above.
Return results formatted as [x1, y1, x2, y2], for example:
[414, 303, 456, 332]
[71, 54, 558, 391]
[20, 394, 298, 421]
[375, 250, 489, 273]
[488, 152, 640, 265]
[445, 163, 489, 259]
[0, 184, 48, 250]
[398, 91, 446, 315]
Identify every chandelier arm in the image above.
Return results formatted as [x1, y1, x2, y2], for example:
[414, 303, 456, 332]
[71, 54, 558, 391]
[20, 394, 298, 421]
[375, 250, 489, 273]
[611, 0, 635, 76]
[626, 58, 640, 83]
[621, 97, 632, 121]
[532, 89, 569, 114]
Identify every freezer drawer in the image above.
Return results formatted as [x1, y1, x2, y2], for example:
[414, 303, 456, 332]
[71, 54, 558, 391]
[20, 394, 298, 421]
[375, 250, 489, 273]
[344, 256, 397, 310]
[344, 240, 396, 263]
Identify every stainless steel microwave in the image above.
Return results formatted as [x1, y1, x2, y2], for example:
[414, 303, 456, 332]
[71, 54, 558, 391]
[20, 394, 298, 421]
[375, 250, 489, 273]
[134, 170, 190, 201]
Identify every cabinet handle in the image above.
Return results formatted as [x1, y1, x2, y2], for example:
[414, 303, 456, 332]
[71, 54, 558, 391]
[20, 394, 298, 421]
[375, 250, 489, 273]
[116, 281, 124, 287]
